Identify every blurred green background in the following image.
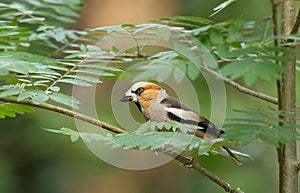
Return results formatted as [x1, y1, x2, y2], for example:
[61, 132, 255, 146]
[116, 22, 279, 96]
[1, 0, 300, 193]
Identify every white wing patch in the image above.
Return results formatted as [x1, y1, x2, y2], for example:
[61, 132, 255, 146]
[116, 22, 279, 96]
[165, 107, 200, 122]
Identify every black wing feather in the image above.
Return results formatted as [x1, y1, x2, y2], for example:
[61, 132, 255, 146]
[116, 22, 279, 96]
[161, 97, 223, 138]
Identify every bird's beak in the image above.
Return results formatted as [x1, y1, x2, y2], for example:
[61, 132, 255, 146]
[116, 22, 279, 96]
[120, 90, 138, 102]
[120, 95, 132, 102]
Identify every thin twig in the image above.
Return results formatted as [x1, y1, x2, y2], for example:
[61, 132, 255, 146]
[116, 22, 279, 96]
[89, 52, 278, 104]
[50, 33, 87, 57]
[107, 51, 278, 104]
[124, 28, 143, 57]
[27, 73, 35, 89]
[45, 60, 83, 93]
[200, 66, 278, 105]
[0, 96, 244, 193]
[217, 58, 238, 63]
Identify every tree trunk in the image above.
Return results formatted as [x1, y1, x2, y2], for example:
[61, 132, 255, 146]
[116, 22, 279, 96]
[277, 1, 298, 193]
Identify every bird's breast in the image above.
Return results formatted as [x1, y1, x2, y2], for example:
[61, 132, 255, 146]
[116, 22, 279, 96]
[142, 102, 168, 122]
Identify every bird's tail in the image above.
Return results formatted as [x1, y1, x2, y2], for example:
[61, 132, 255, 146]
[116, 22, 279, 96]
[222, 146, 242, 165]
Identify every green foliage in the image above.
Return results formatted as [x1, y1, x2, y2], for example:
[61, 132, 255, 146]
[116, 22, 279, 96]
[44, 122, 252, 159]
[44, 123, 251, 160]
[109, 121, 251, 160]
[43, 127, 80, 142]
[111, 132, 201, 151]
[223, 108, 300, 147]
[0, 0, 124, 110]
[44, 127, 111, 142]
[157, 16, 292, 86]
[0, 102, 33, 118]
[221, 57, 288, 86]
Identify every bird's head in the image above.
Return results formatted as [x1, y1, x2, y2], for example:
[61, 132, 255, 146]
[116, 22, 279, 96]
[120, 81, 165, 112]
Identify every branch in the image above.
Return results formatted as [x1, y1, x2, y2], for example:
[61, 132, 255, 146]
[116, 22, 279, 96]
[162, 149, 244, 193]
[290, 8, 300, 35]
[200, 66, 278, 105]
[0, 96, 244, 193]
[270, 0, 282, 107]
[0, 97, 125, 134]
[277, 0, 298, 192]
[115, 53, 278, 105]
[45, 60, 83, 93]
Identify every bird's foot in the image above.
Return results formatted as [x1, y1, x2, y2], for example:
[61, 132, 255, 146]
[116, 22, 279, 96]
[184, 149, 196, 157]
[153, 146, 166, 156]
[181, 156, 194, 168]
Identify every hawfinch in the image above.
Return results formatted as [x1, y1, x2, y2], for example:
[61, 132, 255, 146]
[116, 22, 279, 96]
[120, 81, 241, 165]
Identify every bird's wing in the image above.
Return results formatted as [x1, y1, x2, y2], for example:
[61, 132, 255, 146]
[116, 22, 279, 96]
[160, 96, 224, 138]
[161, 96, 241, 165]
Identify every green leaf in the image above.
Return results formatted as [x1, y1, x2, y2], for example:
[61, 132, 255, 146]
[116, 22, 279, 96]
[121, 24, 136, 28]
[132, 64, 172, 82]
[136, 121, 151, 134]
[163, 121, 172, 130]
[58, 78, 92, 87]
[74, 69, 115, 77]
[80, 65, 123, 72]
[50, 92, 79, 109]
[221, 55, 287, 86]
[70, 132, 80, 142]
[0, 87, 24, 97]
[113, 132, 173, 150]
[221, 58, 253, 79]
[0, 68, 9, 75]
[228, 16, 245, 35]
[198, 140, 215, 155]
[112, 46, 119, 53]
[156, 16, 212, 28]
[32, 93, 49, 104]
[48, 4, 79, 17]
[65, 75, 102, 83]
[80, 132, 111, 143]
[187, 62, 200, 80]
[192, 25, 211, 35]
[43, 127, 80, 142]
[172, 42, 202, 68]
[243, 68, 257, 86]
[209, 29, 223, 44]
[17, 90, 36, 101]
[158, 26, 171, 41]
[171, 132, 194, 148]
[0, 105, 16, 118]
[0, 31, 19, 37]
[0, 102, 33, 118]
[49, 86, 60, 92]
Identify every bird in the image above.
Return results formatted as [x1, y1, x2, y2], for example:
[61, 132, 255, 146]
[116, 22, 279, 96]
[120, 81, 241, 165]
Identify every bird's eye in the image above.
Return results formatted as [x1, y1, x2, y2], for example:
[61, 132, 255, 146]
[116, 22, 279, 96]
[135, 87, 145, 95]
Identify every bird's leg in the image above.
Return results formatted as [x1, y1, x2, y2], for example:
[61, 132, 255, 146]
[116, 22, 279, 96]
[181, 155, 194, 168]
[184, 149, 197, 158]
[153, 146, 167, 156]
[181, 150, 195, 168]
